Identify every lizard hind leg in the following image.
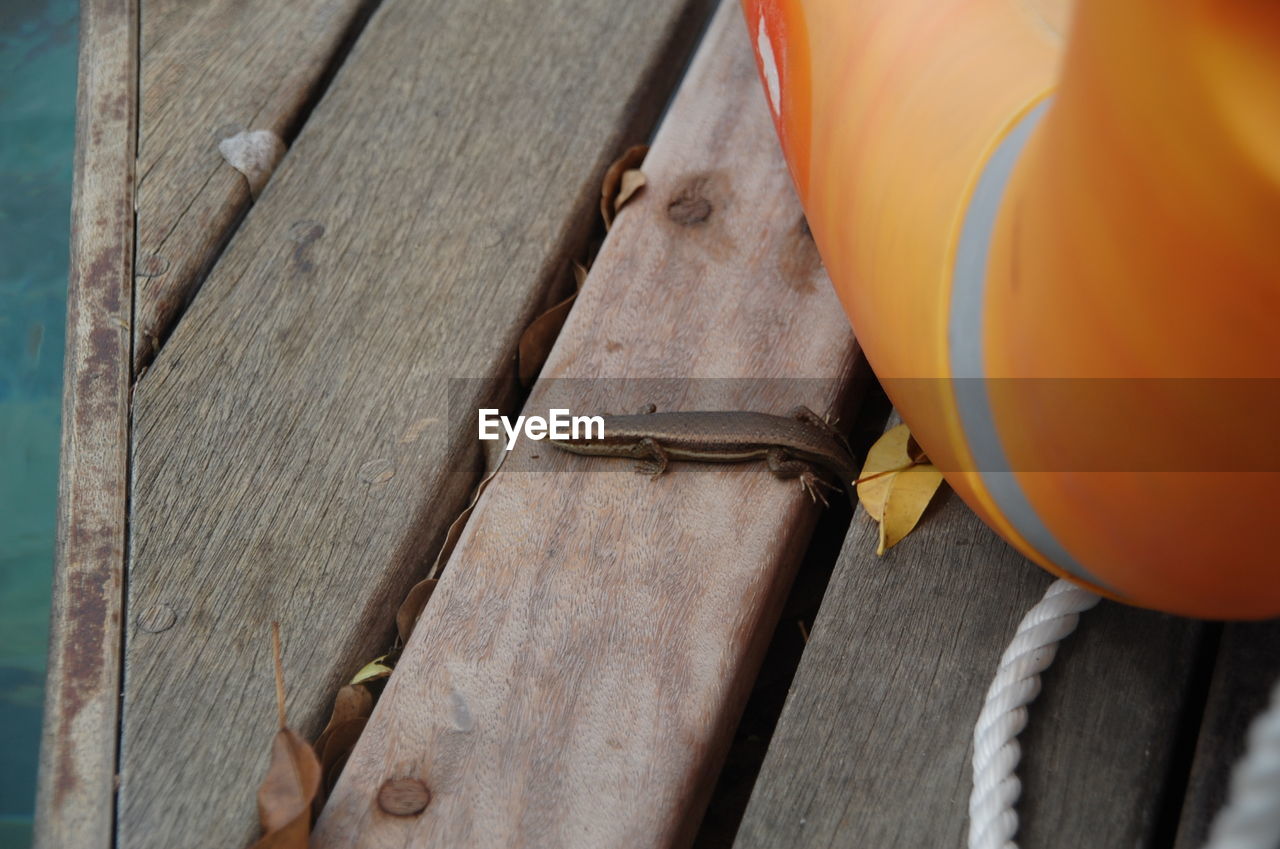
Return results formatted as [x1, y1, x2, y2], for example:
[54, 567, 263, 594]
[787, 405, 852, 453]
[765, 447, 834, 507]
[632, 437, 670, 478]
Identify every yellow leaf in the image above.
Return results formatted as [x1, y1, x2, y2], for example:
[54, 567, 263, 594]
[856, 424, 912, 523]
[350, 657, 394, 685]
[856, 423, 944, 554]
[876, 463, 944, 554]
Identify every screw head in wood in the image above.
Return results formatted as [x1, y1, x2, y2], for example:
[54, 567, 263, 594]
[136, 253, 170, 278]
[377, 777, 431, 816]
[358, 458, 395, 485]
[136, 603, 177, 633]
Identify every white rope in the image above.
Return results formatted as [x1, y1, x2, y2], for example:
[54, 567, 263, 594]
[968, 578, 1101, 849]
[1203, 675, 1280, 849]
[969, 577, 1280, 849]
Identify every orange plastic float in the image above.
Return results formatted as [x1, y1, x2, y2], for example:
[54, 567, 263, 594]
[742, 0, 1280, 619]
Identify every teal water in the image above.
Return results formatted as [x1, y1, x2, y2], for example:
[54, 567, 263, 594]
[0, 0, 78, 845]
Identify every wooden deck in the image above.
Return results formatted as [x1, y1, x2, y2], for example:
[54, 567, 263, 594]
[37, 0, 1279, 847]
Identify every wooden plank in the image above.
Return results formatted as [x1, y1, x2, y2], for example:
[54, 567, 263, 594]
[312, 4, 862, 845]
[32, 0, 138, 847]
[117, 0, 716, 846]
[1173, 622, 1280, 849]
[733, 446, 1207, 849]
[133, 0, 378, 369]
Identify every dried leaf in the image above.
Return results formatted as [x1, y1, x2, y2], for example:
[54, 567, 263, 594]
[856, 424, 912, 524]
[518, 295, 576, 386]
[350, 656, 394, 686]
[600, 144, 648, 229]
[314, 684, 373, 753]
[312, 687, 377, 810]
[876, 463, 944, 554]
[517, 261, 591, 386]
[425, 458, 504, 582]
[396, 578, 439, 645]
[252, 728, 321, 849]
[317, 717, 369, 799]
[250, 625, 321, 849]
[856, 424, 944, 554]
[614, 169, 646, 213]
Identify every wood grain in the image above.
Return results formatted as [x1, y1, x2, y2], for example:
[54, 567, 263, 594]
[1173, 622, 1280, 849]
[132, 0, 378, 369]
[118, 0, 715, 846]
[733, 440, 1207, 849]
[312, 4, 863, 846]
[32, 0, 137, 846]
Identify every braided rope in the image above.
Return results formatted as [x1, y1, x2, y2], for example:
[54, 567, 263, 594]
[968, 578, 1101, 849]
[969, 578, 1280, 849]
[1203, 675, 1280, 849]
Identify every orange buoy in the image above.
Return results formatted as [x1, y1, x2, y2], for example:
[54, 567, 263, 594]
[743, 0, 1280, 619]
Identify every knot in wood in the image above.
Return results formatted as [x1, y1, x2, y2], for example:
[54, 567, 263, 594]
[377, 777, 431, 816]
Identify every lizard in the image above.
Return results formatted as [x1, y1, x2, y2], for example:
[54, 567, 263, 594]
[548, 405, 856, 506]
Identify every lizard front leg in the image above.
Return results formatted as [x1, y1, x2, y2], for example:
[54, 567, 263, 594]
[632, 437, 670, 478]
[766, 447, 836, 507]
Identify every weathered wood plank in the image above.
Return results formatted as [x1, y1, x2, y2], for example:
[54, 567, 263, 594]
[734, 447, 1206, 849]
[1173, 622, 1280, 849]
[118, 0, 716, 846]
[133, 0, 378, 369]
[33, 0, 138, 847]
[312, 4, 862, 846]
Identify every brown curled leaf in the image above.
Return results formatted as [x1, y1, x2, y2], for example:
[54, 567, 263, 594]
[396, 578, 439, 645]
[312, 686, 376, 810]
[250, 625, 321, 849]
[251, 727, 321, 849]
[314, 684, 373, 754]
[318, 717, 369, 801]
[517, 261, 591, 387]
[392, 457, 506, 646]
[426, 458, 504, 583]
[518, 295, 576, 386]
[600, 144, 648, 229]
[615, 169, 646, 213]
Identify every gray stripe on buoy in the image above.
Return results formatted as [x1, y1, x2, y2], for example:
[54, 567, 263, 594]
[948, 100, 1112, 592]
